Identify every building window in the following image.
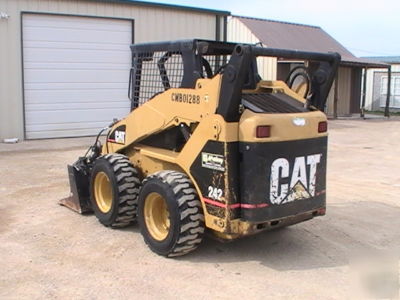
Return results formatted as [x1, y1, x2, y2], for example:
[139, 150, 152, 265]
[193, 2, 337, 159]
[380, 76, 400, 108]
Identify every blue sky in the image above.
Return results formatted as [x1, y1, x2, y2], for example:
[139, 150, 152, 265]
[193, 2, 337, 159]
[141, 0, 400, 57]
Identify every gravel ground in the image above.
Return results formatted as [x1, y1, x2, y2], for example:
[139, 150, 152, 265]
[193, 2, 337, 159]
[1, 118, 399, 299]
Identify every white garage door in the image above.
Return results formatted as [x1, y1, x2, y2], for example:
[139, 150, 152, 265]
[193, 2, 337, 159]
[22, 14, 132, 139]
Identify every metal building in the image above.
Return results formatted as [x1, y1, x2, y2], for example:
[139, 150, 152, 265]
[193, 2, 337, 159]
[228, 16, 386, 118]
[0, 0, 228, 139]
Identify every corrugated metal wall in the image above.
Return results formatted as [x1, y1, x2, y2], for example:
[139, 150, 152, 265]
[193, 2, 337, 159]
[325, 80, 336, 115]
[337, 67, 352, 116]
[325, 67, 352, 117]
[227, 17, 277, 81]
[0, 0, 220, 139]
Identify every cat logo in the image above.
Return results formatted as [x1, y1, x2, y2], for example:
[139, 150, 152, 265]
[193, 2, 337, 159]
[114, 130, 125, 144]
[107, 125, 126, 144]
[270, 154, 322, 205]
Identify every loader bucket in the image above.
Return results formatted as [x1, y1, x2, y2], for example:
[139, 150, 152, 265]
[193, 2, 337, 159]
[59, 164, 92, 214]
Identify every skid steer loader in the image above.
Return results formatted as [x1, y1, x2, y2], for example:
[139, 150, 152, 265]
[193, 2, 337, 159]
[60, 39, 340, 257]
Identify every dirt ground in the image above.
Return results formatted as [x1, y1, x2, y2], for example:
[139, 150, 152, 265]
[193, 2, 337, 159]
[1, 118, 399, 299]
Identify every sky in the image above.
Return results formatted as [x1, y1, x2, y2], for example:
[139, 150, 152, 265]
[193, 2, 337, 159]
[140, 0, 400, 57]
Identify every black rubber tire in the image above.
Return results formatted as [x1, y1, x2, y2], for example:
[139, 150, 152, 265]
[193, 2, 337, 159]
[90, 153, 140, 228]
[138, 170, 205, 257]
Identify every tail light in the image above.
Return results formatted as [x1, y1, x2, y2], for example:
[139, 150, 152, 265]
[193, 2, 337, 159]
[256, 126, 271, 138]
[318, 121, 327, 133]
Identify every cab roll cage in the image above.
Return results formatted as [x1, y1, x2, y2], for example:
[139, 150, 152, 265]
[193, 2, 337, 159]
[128, 39, 341, 121]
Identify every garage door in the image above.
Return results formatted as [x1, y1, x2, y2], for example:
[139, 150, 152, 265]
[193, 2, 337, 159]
[22, 14, 132, 139]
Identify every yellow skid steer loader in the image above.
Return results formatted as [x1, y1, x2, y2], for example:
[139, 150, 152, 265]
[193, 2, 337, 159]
[61, 40, 340, 257]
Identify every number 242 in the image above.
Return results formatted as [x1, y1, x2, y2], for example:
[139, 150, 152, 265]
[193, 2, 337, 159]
[207, 186, 223, 200]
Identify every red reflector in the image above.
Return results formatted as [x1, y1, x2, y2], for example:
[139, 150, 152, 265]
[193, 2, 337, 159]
[318, 121, 328, 133]
[256, 126, 271, 138]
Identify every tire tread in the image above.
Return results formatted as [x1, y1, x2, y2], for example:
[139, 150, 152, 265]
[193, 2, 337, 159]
[95, 154, 140, 228]
[142, 170, 204, 257]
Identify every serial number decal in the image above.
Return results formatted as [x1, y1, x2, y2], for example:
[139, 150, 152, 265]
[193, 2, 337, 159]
[201, 152, 225, 172]
[171, 93, 200, 104]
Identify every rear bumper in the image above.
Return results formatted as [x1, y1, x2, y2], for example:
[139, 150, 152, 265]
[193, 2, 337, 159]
[252, 206, 326, 231]
[214, 207, 326, 240]
[241, 194, 325, 223]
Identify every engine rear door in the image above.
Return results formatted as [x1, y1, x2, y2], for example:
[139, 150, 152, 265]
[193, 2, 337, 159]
[239, 136, 327, 222]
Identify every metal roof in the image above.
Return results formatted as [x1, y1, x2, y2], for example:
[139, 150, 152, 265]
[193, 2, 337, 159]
[91, 0, 230, 15]
[362, 56, 400, 64]
[235, 16, 388, 68]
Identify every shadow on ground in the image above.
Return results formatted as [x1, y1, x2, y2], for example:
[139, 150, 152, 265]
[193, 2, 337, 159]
[178, 201, 400, 271]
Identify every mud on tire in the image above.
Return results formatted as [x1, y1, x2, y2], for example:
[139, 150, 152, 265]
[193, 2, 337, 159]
[138, 170, 205, 257]
[90, 153, 140, 228]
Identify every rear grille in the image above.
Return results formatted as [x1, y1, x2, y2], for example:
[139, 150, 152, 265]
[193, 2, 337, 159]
[242, 93, 308, 113]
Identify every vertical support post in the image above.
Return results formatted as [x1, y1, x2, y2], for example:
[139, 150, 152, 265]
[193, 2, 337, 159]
[360, 67, 367, 118]
[384, 65, 392, 117]
[333, 72, 339, 119]
[222, 16, 228, 65]
[223, 16, 227, 42]
[215, 16, 221, 71]
[215, 15, 221, 41]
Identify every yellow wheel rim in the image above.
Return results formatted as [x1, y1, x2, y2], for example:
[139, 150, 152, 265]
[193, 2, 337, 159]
[144, 192, 170, 241]
[94, 171, 113, 213]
